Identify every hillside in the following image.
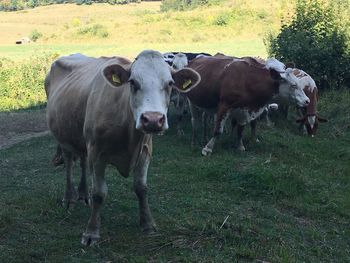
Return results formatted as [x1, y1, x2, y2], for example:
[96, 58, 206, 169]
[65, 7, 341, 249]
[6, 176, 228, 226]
[0, 1, 295, 59]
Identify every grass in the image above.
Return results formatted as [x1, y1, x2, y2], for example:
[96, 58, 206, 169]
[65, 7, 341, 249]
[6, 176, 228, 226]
[0, 1, 295, 60]
[0, 90, 349, 262]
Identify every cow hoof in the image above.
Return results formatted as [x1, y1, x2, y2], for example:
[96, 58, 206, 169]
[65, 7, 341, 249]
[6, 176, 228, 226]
[81, 232, 100, 246]
[142, 225, 157, 235]
[201, 147, 212, 156]
[62, 198, 76, 209]
[78, 197, 90, 206]
[236, 145, 246, 151]
[177, 129, 185, 136]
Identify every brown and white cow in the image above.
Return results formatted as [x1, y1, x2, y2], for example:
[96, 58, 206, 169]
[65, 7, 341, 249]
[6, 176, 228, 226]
[186, 55, 310, 155]
[292, 69, 328, 136]
[45, 51, 200, 245]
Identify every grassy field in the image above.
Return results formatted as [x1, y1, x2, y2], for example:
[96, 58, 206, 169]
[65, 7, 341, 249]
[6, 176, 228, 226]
[0, 1, 295, 59]
[0, 1, 349, 262]
[0, 90, 350, 262]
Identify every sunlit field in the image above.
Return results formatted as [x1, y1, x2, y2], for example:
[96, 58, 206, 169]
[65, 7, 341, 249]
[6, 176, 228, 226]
[0, 1, 295, 59]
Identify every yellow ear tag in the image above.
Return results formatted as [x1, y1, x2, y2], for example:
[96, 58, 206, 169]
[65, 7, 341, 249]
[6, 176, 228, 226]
[112, 74, 121, 85]
[182, 79, 192, 90]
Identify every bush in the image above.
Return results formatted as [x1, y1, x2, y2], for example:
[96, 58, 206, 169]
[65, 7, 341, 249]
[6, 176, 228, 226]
[0, 53, 58, 111]
[77, 24, 109, 38]
[265, 0, 350, 90]
[161, 0, 222, 12]
[29, 29, 43, 42]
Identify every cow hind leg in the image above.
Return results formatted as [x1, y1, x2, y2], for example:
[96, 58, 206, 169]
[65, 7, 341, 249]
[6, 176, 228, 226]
[133, 151, 156, 234]
[235, 124, 246, 151]
[250, 120, 259, 143]
[61, 148, 78, 208]
[189, 101, 203, 147]
[77, 156, 89, 206]
[81, 151, 107, 246]
[202, 104, 230, 156]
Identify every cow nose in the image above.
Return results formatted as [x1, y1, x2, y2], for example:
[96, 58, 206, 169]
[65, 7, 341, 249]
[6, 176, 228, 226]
[140, 112, 166, 133]
[305, 98, 310, 105]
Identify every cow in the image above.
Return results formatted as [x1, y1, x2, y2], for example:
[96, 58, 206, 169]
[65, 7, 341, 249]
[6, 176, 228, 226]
[163, 52, 211, 135]
[291, 69, 328, 136]
[45, 50, 200, 245]
[186, 55, 310, 156]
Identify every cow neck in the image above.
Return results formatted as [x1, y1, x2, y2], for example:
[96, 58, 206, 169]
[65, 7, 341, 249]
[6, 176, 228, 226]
[305, 87, 317, 115]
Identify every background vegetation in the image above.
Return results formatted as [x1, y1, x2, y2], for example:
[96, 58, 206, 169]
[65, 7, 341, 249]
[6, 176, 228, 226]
[266, 0, 350, 90]
[0, 0, 140, 11]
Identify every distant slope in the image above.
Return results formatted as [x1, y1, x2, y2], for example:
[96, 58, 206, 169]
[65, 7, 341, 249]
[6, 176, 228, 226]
[0, 1, 295, 59]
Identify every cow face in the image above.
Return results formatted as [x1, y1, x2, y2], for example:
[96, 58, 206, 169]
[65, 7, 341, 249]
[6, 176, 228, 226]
[104, 50, 200, 133]
[274, 68, 310, 107]
[172, 53, 188, 70]
[296, 114, 328, 137]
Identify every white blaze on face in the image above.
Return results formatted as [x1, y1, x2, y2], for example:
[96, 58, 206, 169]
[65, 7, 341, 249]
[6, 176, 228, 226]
[172, 53, 188, 70]
[308, 115, 316, 129]
[129, 50, 173, 131]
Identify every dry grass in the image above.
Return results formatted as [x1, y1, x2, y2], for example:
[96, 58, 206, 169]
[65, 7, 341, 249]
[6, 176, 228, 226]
[0, 1, 295, 59]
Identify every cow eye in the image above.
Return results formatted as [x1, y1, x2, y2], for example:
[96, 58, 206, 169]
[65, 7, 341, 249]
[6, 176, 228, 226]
[129, 79, 140, 92]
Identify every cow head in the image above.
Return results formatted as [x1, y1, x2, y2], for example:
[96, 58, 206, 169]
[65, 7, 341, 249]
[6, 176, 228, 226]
[268, 61, 310, 107]
[296, 114, 328, 137]
[172, 53, 188, 70]
[103, 50, 200, 133]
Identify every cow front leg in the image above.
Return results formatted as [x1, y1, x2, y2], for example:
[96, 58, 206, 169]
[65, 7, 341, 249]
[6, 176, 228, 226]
[202, 104, 230, 156]
[236, 124, 246, 151]
[176, 94, 186, 136]
[78, 156, 89, 206]
[61, 148, 77, 208]
[81, 156, 107, 246]
[188, 101, 203, 147]
[133, 154, 156, 234]
[250, 120, 259, 143]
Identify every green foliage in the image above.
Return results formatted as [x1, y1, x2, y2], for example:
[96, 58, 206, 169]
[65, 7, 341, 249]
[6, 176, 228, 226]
[0, 0, 140, 11]
[77, 24, 109, 38]
[161, 0, 223, 12]
[29, 29, 43, 42]
[266, 0, 350, 90]
[0, 53, 57, 111]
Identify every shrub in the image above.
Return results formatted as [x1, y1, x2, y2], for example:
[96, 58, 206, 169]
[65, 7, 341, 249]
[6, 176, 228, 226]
[265, 0, 350, 90]
[0, 53, 58, 111]
[161, 0, 222, 12]
[77, 24, 109, 38]
[29, 29, 43, 42]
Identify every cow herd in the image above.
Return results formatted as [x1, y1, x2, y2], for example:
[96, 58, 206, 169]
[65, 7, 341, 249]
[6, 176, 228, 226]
[44, 49, 327, 245]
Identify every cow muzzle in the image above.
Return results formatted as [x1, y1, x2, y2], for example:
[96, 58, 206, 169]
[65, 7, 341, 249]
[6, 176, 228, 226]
[140, 112, 166, 133]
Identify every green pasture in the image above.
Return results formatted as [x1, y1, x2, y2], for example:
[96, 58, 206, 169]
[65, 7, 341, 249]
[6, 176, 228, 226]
[0, 39, 266, 61]
[0, 90, 350, 262]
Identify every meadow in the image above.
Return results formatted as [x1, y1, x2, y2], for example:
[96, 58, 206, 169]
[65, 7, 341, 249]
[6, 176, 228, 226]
[0, 1, 350, 262]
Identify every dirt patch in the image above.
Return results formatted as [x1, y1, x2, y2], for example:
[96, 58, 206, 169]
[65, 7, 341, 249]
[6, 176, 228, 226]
[0, 109, 49, 150]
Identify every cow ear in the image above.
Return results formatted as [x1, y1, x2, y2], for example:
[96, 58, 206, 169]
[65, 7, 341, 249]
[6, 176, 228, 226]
[172, 68, 201, 93]
[103, 64, 130, 87]
[285, 62, 295, 68]
[317, 116, 328, 122]
[270, 68, 282, 80]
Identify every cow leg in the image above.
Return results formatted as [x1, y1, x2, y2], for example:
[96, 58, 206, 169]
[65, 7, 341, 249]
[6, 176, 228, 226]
[236, 124, 246, 151]
[297, 107, 307, 134]
[133, 144, 156, 234]
[250, 120, 259, 143]
[61, 148, 78, 208]
[202, 112, 209, 143]
[188, 101, 202, 147]
[77, 156, 89, 206]
[52, 145, 64, 166]
[176, 94, 186, 136]
[81, 149, 107, 246]
[202, 104, 230, 156]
